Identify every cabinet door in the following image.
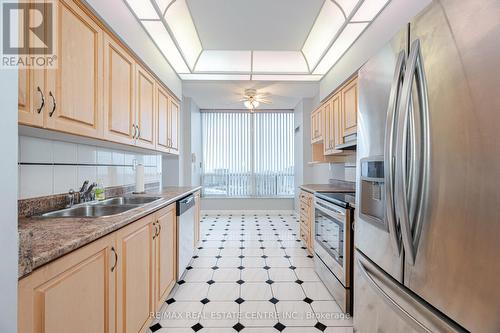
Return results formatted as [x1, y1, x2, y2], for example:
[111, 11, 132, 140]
[194, 191, 201, 246]
[45, 0, 103, 138]
[332, 92, 343, 148]
[103, 36, 135, 145]
[342, 77, 358, 137]
[323, 102, 332, 154]
[18, 235, 115, 333]
[135, 66, 155, 149]
[115, 215, 154, 333]
[156, 86, 170, 153]
[169, 98, 180, 154]
[154, 205, 177, 310]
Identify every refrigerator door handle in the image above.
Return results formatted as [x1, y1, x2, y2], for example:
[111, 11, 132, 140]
[384, 50, 406, 254]
[395, 39, 431, 265]
[356, 251, 465, 333]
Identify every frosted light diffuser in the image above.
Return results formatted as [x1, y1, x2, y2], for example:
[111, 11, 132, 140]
[179, 74, 251, 81]
[164, 0, 202, 70]
[252, 75, 323, 82]
[314, 22, 368, 75]
[154, 0, 174, 14]
[335, 0, 362, 18]
[142, 21, 190, 73]
[302, 1, 345, 70]
[195, 51, 251, 73]
[352, 0, 389, 21]
[125, 0, 158, 20]
[252, 51, 309, 74]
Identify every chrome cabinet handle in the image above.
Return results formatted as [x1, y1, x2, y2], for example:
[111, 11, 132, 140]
[395, 39, 430, 265]
[153, 223, 158, 239]
[384, 50, 406, 254]
[111, 246, 118, 272]
[49, 91, 56, 117]
[36, 86, 45, 114]
[132, 124, 137, 139]
[157, 223, 162, 237]
[137, 125, 141, 139]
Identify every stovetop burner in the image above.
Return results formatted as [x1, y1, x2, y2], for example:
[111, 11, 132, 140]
[314, 192, 355, 208]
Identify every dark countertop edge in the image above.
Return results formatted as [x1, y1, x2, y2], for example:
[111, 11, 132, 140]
[299, 184, 355, 194]
[19, 186, 201, 279]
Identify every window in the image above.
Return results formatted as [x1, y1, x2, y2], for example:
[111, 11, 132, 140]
[201, 111, 294, 197]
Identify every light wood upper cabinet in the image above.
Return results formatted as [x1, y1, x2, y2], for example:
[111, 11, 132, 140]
[115, 215, 155, 333]
[103, 36, 135, 145]
[341, 77, 358, 137]
[169, 98, 180, 154]
[311, 107, 323, 143]
[18, 234, 116, 333]
[135, 65, 156, 150]
[325, 93, 343, 155]
[45, 0, 103, 138]
[154, 205, 177, 310]
[156, 86, 170, 153]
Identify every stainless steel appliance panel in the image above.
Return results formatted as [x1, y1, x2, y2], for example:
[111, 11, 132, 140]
[401, 1, 500, 332]
[354, 250, 465, 333]
[355, 26, 407, 282]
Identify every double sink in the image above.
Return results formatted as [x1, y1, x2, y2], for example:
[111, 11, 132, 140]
[41, 196, 163, 218]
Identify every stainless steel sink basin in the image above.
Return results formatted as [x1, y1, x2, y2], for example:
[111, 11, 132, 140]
[97, 196, 162, 206]
[41, 204, 137, 218]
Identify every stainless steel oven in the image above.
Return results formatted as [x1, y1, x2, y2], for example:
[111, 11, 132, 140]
[313, 193, 354, 314]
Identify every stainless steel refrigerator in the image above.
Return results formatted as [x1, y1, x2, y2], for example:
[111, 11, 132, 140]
[354, 0, 500, 332]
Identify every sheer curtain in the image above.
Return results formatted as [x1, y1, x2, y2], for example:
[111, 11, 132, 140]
[201, 111, 294, 197]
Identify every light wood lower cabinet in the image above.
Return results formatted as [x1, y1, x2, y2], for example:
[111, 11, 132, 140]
[115, 215, 155, 333]
[299, 190, 314, 253]
[18, 234, 116, 333]
[19, 203, 179, 333]
[154, 205, 177, 310]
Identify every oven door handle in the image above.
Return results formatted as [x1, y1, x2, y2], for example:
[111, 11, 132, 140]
[315, 203, 346, 222]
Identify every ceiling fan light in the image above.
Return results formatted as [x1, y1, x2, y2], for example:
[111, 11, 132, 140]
[244, 100, 260, 109]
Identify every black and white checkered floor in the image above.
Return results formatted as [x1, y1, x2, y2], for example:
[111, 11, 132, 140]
[149, 212, 353, 333]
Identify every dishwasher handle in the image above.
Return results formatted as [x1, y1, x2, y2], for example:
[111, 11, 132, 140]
[177, 194, 195, 216]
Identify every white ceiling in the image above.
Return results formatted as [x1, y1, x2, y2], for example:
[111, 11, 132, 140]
[183, 81, 319, 109]
[186, 0, 324, 50]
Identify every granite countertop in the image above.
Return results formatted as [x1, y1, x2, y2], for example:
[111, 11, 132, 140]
[300, 181, 355, 194]
[18, 186, 201, 279]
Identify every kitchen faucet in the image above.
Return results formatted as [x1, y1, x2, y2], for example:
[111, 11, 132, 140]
[67, 180, 97, 207]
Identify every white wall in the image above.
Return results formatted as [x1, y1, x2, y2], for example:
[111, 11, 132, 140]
[18, 136, 162, 199]
[83, 0, 182, 99]
[0, 60, 18, 332]
[319, 0, 431, 100]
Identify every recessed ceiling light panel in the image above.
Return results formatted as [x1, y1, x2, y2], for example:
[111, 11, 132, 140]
[335, 0, 362, 18]
[252, 75, 322, 82]
[125, 0, 159, 20]
[142, 20, 190, 73]
[313, 22, 368, 75]
[164, 0, 202, 70]
[253, 51, 309, 74]
[352, 0, 390, 21]
[195, 50, 252, 73]
[179, 74, 251, 81]
[302, 0, 345, 70]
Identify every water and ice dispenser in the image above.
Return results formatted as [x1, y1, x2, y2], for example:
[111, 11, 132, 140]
[359, 157, 386, 229]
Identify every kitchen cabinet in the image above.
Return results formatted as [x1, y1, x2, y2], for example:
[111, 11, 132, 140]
[324, 93, 343, 155]
[194, 190, 201, 246]
[168, 99, 180, 154]
[135, 65, 156, 150]
[341, 77, 358, 138]
[299, 190, 314, 254]
[18, 234, 116, 333]
[156, 85, 170, 153]
[103, 35, 136, 146]
[115, 214, 155, 333]
[311, 106, 323, 143]
[154, 204, 177, 310]
[45, 0, 103, 138]
[17, 0, 181, 155]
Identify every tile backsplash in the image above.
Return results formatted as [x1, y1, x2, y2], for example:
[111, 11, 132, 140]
[18, 136, 162, 199]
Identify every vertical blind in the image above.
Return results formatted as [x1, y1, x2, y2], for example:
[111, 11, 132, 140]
[202, 111, 294, 197]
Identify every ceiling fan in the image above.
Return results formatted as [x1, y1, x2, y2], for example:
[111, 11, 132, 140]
[239, 88, 271, 112]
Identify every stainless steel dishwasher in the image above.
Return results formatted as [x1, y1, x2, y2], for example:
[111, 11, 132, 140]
[176, 194, 195, 279]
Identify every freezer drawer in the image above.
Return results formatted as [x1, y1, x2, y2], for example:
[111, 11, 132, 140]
[354, 250, 465, 333]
